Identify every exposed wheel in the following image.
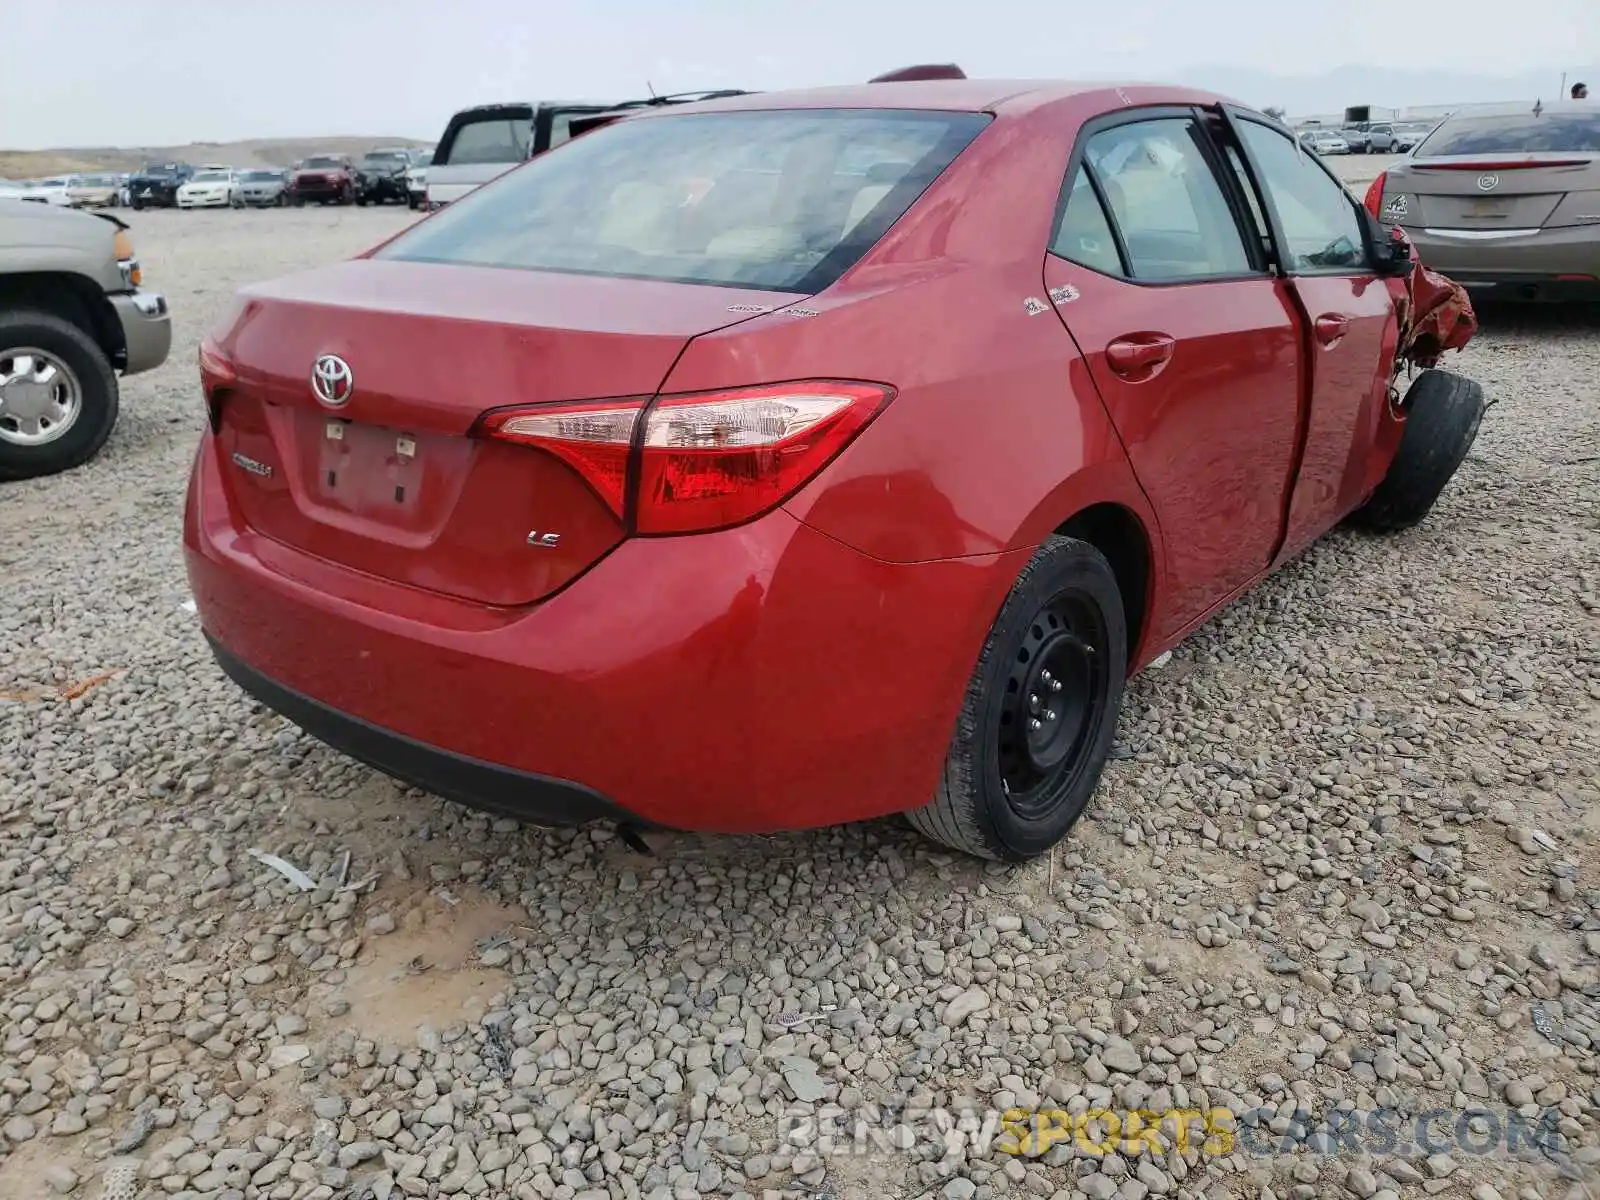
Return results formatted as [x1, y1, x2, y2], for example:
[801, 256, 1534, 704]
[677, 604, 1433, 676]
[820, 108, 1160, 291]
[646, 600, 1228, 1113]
[0, 310, 120, 481]
[1347, 369, 1486, 532]
[356, 195, 368, 207]
[408, 194, 421, 210]
[906, 535, 1127, 861]
[292, 194, 304, 207]
[131, 197, 144, 211]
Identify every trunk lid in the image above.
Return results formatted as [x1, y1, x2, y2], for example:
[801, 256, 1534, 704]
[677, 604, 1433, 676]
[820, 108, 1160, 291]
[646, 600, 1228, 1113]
[212, 259, 798, 606]
[1389, 153, 1600, 230]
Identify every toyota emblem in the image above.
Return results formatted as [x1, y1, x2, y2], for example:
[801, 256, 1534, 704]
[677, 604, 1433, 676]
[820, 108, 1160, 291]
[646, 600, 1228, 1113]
[311, 354, 354, 406]
[1476, 174, 1500, 192]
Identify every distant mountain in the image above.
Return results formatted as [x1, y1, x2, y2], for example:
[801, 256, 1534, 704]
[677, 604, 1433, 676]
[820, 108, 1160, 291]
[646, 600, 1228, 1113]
[0, 136, 431, 180]
[1163, 64, 1598, 117]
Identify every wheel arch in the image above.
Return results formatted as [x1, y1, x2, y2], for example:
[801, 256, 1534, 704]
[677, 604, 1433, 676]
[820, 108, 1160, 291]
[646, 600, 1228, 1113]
[0, 272, 126, 370]
[1051, 501, 1156, 671]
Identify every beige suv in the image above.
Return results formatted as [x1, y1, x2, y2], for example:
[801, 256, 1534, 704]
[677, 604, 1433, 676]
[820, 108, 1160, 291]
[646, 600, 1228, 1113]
[0, 199, 170, 479]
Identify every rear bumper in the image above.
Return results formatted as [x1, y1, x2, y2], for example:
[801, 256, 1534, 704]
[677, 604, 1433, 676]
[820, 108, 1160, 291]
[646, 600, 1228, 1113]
[1410, 225, 1600, 298]
[184, 433, 1017, 833]
[207, 635, 637, 826]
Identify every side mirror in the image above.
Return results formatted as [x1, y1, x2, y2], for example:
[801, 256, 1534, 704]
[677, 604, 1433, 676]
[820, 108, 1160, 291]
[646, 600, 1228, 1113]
[1361, 208, 1413, 277]
[1371, 232, 1413, 278]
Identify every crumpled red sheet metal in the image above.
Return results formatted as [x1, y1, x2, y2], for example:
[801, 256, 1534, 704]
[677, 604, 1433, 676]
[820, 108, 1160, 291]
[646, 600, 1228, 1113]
[1389, 226, 1478, 368]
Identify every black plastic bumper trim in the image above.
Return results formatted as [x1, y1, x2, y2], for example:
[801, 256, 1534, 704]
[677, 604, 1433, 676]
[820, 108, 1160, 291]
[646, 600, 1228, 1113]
[206, 635, 646, 828]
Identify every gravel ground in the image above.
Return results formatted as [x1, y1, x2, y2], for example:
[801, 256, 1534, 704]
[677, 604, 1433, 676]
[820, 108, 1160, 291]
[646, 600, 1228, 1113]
[1, 205, 1597, 1200]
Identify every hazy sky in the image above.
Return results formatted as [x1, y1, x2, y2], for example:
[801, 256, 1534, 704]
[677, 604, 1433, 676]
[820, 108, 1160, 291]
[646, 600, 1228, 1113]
[3, 0, 1593, 147]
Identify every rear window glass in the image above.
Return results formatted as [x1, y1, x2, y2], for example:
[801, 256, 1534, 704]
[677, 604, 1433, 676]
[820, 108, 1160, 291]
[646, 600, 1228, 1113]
[438, 114, 533, 165]
[379, 109, 990, 293]
[1418, 112, 1600, 155]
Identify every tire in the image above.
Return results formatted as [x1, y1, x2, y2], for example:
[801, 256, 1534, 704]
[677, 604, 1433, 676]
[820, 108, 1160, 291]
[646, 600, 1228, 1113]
[1347, 369, 1486, 532]
[906, 535, 1127, 861]
[0, 309, 120, 482]
[131, 197, 143, 211]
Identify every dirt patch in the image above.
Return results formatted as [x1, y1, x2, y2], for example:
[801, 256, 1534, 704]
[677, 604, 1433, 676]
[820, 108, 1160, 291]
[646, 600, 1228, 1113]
[327, 886, 526, 1045]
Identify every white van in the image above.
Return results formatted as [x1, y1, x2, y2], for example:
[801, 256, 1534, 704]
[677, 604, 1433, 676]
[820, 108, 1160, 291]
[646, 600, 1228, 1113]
[423, 100, 616, 208]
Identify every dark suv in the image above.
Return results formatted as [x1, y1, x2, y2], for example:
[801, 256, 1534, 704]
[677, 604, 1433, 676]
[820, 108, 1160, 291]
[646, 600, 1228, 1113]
[354, 149, 415, 206]
[128, 162, 194, 209]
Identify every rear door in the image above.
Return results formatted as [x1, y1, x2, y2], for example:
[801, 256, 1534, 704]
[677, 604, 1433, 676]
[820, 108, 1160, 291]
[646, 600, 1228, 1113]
[1222, 111, 1399, 561]
[1042, 109, 1303, 635]
[426, 104, 533, 203]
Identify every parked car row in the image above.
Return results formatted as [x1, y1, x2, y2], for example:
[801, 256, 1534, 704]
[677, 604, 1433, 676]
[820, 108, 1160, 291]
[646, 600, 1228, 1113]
[0, 173, 134, 207]
[1296, 120, 1437, 156]
[115, 148, 433, 211]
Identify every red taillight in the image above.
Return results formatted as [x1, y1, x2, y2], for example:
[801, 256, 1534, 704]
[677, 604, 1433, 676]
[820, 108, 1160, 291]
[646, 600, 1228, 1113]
[477, 381, 893, 534]
[635, 382, 891, 534]
[198, 337, 236, 391]
[1363, 172, 1387, 219]
[478, 400, 643, 518]
[197, 338, 236, 431]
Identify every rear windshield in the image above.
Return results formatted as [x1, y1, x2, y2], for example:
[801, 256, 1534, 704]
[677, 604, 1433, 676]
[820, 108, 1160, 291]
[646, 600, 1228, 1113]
[302, 156, 343, 169]
[435, 110, 533, 166]
[242, 171, 281, 182]
[378, 108, 990, 293]
[1417, 112, 1600, 155]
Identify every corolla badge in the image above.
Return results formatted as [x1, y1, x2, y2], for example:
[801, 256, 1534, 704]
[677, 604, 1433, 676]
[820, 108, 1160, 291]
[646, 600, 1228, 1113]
[230, 451, 273, 479]
[311, 354, 354, 406]
[1476, 174, 1500, 192]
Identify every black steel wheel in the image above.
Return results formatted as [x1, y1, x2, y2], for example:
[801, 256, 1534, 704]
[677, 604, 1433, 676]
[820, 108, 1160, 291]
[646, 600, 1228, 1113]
[995, 593, 1110, 821]
[907, 535, 1127, 861]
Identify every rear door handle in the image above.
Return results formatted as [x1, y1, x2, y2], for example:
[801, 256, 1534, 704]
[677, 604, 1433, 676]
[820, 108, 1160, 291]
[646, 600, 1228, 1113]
[1105, 334, 1176, 377]
[1314, 314, 1350, 345]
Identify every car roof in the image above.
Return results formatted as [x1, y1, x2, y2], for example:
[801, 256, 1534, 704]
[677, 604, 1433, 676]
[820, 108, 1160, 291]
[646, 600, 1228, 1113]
[601, 80, 1235, 124]
[670, 79, 1199, 115]
[1440, 101, 1593, 119]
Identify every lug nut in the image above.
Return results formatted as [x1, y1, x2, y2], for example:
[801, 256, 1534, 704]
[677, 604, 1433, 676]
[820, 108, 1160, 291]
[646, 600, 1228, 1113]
[1050, 679, 1063, 692]
[1029, 718, 1042, 731]
[1044, 710, 1057, 722]
[1041, 669, 1054, 684]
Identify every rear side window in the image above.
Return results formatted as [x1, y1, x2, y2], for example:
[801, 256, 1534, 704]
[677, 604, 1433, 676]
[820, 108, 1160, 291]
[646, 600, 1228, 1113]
[1235, 122, 1366, 273]
[1417, 112, 1600, 155]
[1080, 117, 1253, 280]
[1050, 167, 1124, 275]
[379, 109, 990, 293]
[437, 112, 533, 166]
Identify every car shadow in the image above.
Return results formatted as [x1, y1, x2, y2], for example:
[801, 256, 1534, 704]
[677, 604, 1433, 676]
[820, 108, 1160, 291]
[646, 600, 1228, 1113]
[1468, 299, 1600, 338]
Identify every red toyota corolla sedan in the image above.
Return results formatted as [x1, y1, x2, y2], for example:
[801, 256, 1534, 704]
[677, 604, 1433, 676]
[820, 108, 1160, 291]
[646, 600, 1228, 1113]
[185, 79, 1483, 860]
